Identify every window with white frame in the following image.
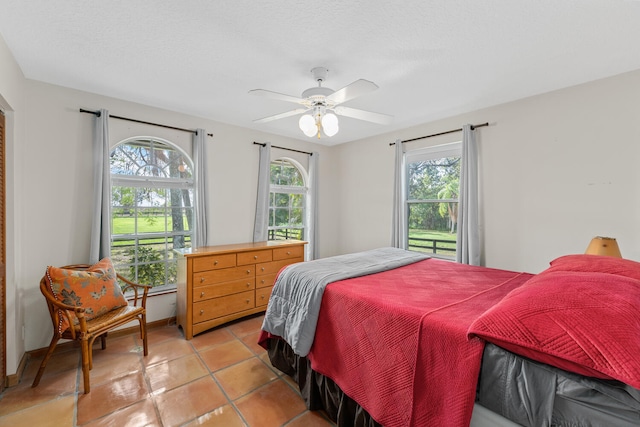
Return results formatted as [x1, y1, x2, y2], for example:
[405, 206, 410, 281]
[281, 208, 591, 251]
[268, 158, 307, 241]
[406, 142, 461, 258]
[110, 137, 194, 292]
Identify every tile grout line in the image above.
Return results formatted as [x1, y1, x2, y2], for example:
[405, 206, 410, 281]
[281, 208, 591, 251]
[226, 321, 328, 426]
[189, 327, 251, 427]
[138, 334, 165, 427]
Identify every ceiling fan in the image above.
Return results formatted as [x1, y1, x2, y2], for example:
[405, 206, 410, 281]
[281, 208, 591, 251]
[249, 67, 393, 138]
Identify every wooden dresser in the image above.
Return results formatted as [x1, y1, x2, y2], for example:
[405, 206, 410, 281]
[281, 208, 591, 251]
[176, 240, 306, 339]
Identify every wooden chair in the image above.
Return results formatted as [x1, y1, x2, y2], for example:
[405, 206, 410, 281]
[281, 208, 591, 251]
[32, 264, 151, 393]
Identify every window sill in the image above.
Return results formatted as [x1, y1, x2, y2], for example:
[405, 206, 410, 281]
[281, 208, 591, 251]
[125, 286, 176, 301]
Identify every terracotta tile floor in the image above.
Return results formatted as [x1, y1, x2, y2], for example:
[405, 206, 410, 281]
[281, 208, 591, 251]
[0, 314, 336, 427]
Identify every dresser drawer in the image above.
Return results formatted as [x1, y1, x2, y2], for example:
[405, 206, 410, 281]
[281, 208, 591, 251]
[256, 258, 302, 275]
[256, 285, 274, 307]
[193, 253, 236, 272]
[237, 249, 273, 266]
[273, 245, 305, 261]
[256, 273, 278, 289]
[193, 291, 255, 323]
[193, 279, 255, 301]
[194, 266, 255, 286]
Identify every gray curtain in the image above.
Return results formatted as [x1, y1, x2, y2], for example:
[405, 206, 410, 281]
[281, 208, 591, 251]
[307, 152, 319, 259]
[457, 124, 481, 265]
[193, 129, 208, 248]
[391, 139, 407, 249]
[89, 109, 111, 264]
[253, 142, 271, 242]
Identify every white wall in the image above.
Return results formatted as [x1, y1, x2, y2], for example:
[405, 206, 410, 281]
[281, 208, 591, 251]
[334, 69, 640, 274]
[0, 33, 26, 380]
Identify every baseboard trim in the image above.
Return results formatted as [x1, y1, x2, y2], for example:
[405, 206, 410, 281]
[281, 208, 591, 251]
[7, 317, 177, 387]
[5, 351, 28, 388]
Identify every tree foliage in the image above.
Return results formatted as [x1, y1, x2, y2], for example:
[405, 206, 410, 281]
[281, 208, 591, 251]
[408, 157, 460, 233]
[268, 160, 306, 238]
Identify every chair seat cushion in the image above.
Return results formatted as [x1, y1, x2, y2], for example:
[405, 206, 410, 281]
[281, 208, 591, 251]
[45, 258, 128, 334]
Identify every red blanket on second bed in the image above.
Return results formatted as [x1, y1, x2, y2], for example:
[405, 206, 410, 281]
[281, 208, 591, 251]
[307, 258, 533, 427]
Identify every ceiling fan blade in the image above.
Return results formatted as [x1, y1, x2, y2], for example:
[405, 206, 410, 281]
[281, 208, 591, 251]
[253, 108, 309, 124]
[326, 79, 379, 104]
[334, 106, 393, 125]
[248, 89, 307, 105]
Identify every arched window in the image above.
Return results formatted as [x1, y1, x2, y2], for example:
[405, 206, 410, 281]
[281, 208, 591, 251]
[268, 158, 308, 241]
[110, 137, 194, 291]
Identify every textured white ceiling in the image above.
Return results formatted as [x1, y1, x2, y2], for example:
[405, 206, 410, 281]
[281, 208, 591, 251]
[1, 0, 640, 145]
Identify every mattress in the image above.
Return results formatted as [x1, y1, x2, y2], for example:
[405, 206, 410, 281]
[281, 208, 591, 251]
[478, 343, 640, 427]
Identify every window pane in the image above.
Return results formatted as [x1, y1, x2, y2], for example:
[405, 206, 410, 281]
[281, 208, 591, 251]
[408, 157, 460, 201]
[408, 202, 458, 256]
[291, 194, 304, 208]
[111, 139, 193, 178]
[138, 207, 167, 234]
[269, 228, 304, 241]
[170, 207, 191, 231]
[274, 193, 289, 207]
[270, 161, 304, 186]
[274, 207, 290, 226]
[290, 208, 304, 226]
[111, 186, 136, 220]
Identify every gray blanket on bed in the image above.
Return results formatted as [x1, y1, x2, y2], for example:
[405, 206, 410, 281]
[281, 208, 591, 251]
[261, 247, 430, 356]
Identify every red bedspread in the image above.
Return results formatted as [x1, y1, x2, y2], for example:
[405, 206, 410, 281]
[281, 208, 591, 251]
[307, 258, 533, 427]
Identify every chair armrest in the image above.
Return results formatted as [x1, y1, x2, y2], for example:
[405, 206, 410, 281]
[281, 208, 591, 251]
[39, 286, 87, 339]
[40, 286, 87, 314]
[117, 274, 152, 308]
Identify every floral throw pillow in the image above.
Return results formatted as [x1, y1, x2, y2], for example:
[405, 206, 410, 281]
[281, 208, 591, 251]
[45, 258, 127, 334]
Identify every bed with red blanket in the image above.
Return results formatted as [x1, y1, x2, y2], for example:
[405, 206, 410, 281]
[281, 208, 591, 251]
[259, 251, 640, 427]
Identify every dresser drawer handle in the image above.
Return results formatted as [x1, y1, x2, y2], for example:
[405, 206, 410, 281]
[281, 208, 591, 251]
[287, 251, 291, 255]
[254, 255, 258, 259]
[261, 295, 266, 300]
[246, 299, 250, 304]
[261, 279, 265, 284]
[200, 291, 205, 297]
[246, 283, 251, 288]
[261, 267, 265, 272]
[199, 310, 204, 315]
[200, 277, 205, 283]
[246, 269, 251, 274]
[214, 260, 218, 265]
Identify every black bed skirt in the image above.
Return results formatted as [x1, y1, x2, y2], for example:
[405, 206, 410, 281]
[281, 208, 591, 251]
[267, 337, 382, 427]
[268, 336, 640, 427]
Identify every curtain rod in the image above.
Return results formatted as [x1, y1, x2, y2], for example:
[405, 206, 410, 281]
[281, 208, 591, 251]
[79, 108, 214, 137]
[253, 141, 313, 156]
[389, 122, 489, 146]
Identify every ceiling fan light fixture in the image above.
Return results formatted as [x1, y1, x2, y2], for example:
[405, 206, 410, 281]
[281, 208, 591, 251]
[251, 66, 392, 139]
[321, 113, 339, 137]
[299, 114, 317, 137]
